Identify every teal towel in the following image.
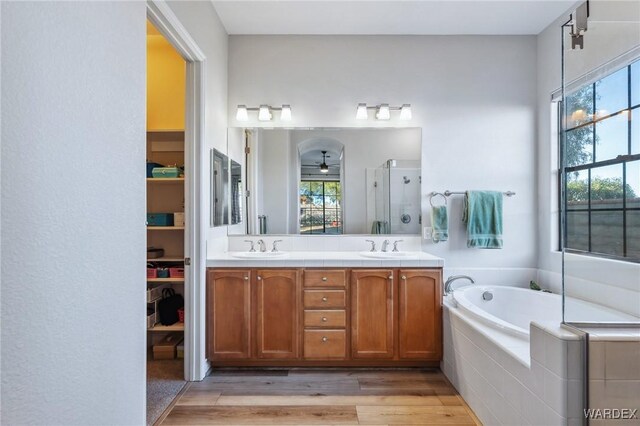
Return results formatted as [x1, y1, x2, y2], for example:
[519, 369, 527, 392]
[462, 191, 503, 249]
[430, 206, 448, 242]
[371, 220, 390, 234]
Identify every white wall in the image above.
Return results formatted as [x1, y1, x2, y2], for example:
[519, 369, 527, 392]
[165, 0, 229, 376]
[228, 35, 538, 268]
[1, 2, 146, 424]
[535, 0, 640, 315]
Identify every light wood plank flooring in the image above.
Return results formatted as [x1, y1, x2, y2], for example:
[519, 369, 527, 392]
[160, 369, 481, 425]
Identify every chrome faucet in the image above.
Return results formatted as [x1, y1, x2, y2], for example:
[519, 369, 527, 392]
[244, 240, 256, 252]
[365, 239, 376, 252]
[381, 240, 390, 252]
[392, 240, 403, 252]
[444, 275, 475, 295]
[256, 239, 266, 253]
[272, 240, 283, 252]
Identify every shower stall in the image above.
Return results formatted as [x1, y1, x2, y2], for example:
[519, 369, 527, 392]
[367, 160, 421, 234]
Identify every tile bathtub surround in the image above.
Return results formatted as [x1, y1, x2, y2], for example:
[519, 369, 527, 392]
[588, 337, 640, 421]
[443, 304, 586, 426]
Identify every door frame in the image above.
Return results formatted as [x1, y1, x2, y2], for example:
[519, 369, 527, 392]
[147, 0, 208, 381]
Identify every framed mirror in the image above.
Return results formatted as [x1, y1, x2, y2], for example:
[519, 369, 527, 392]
[211, 148, 229, 227]
[229, 128, 422, 236]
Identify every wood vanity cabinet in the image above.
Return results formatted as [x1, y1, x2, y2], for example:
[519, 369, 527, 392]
[206, 267, 442, 366]
[350, 269, 395, 359]
[398, 269, 442, 360]
[206, 269, 252, 359]
[255, 269, 301, 359]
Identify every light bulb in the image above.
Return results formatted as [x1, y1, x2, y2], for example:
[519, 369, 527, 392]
[280, 105, 292, 121]
[376, 104, 390, 120]
[258, 105, 272, 121]
[320, 163, 329, 173]
[356, 103, 368, 120]
[399, 104, 412, 120]
[236, 105, 248, 121]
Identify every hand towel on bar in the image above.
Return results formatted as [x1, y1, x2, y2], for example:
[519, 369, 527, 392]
[430, 206, 448, 242]
[462, 191, 503, 249]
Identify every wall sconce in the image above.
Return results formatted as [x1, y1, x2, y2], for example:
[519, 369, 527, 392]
[356, 103, 412, 121]
[236, 104, 292, 122]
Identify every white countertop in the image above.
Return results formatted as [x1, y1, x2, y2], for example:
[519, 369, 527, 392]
[206, 251, 444, 268]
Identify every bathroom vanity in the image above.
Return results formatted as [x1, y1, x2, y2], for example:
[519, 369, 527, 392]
[206, 262, 443, 367]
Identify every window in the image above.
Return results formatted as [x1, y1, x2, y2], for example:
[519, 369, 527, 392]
[299, 181, 342, 234]
[562, 59, 640, 261]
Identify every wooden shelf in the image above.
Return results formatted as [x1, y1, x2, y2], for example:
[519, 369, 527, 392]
[147, 257, 184, 262]
[146, 178, 184, 184]
[147, 226, 184, 231]
[148, 323, 184, 332]
[147, 278, 184, 283]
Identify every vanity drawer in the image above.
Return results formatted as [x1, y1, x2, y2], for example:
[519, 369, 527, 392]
[304, 330, 346, 359]
[304, 270, 346, 288]
[303, 290, 346, 308]
[304, 310, 346, 328]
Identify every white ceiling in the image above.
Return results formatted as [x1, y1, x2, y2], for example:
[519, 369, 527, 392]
[211, 1, 578, 36]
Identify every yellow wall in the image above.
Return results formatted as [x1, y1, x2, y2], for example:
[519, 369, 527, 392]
[147, 33, 185, 130]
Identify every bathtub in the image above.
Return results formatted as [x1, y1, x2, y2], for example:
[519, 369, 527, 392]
[443, 285, 639, 425]
[450, 285, 638, 338]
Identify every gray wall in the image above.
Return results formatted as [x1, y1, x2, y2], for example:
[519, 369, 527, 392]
[1, 2, 146, 424]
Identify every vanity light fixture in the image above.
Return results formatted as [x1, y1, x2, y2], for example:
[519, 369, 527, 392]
[399, 104, 412, 120]
[376, 104, 391, 120]
[356, 103, 412, 121]
[258, 105, 272, 121]
[280, 105, 292, 121]
[356, 103, 368, 120]
[235, 104, 292, 122]
[236, 105, 249, 121]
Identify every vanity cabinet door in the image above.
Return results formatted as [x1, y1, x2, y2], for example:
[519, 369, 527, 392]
[255, 269, 301, 359]
[207, 269, 252, 359]
[350, 269, 395, 359]
[398, 269, 442, 360]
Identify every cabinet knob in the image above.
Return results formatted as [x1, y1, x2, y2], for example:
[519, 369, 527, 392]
[388, 276, 393, 280]
[322, 277, 328, 281]
[322, 317, 328, 322]
[322, 297, 328, 302]
[244, 276, 249, 281]
[401, 275, 407, 280]
[257, 276, 262, 281]
[322, 336, 328, 342]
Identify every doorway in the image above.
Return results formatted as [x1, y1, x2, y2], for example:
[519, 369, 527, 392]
[146, 1, 207, 423]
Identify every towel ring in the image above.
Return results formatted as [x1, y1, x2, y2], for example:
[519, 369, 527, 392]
[429, 192, 447, 207]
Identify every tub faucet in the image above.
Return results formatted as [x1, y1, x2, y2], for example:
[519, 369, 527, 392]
[444, 275, 475, 295]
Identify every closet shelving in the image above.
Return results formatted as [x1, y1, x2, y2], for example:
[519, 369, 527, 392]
[146, 130, 185, 334]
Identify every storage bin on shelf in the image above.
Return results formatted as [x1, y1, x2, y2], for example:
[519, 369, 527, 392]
[157, 268, 169, 278]
[151, 167, 180, 178]
[147, 309, 157, 329]
[147, 284, 170, 303]
[153, 333, 182, 360]
[174, 212, 185, 227]
[147, 213, 174, 227]
[169, 267, 184, 278]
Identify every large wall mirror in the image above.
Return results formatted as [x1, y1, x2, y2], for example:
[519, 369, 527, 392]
[227, 128, 422, 236]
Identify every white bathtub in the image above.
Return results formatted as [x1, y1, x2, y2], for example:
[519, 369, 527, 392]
[450, 285, 638, 338]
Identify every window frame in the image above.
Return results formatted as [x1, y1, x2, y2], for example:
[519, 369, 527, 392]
[299, 180, 343, 235]
[560, 61, 640, 263]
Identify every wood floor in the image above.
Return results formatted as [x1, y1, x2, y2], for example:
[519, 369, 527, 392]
[159, 369, 481, 425]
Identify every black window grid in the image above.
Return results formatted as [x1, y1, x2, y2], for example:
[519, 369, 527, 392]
[561, 61, 640, 262]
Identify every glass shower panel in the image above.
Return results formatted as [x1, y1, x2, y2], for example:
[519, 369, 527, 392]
[562, 1, 640, 324]
[561, 3, 640, 419]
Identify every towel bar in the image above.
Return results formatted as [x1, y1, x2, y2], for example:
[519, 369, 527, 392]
[431, 190, 516, 197]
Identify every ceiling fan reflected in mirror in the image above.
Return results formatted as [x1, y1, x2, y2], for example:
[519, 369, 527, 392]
[319, 151, 329, 173]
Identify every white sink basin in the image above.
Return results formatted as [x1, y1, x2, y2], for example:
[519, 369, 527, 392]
[359, 251, 418, 259]
[228, 251, 289, 259]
